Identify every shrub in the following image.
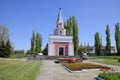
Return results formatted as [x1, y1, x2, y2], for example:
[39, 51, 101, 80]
[98, 72, 120, 80]
[118, 59, 120, 62]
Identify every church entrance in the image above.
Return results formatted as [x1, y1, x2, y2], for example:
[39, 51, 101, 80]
[59, 47, 64, 56]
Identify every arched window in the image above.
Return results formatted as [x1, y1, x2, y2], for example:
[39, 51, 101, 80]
[59, 30, 62, 35]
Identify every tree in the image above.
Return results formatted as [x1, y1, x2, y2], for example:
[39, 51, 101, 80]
[99, 38, 102, 56]
[30, 31, 42, 53]
[72, 16, 79, 55]
[65, 16, 79, 55]
[87, 43, 90, 53]
[94, 32, 101, 56]
[66, 17, 73, 36]
[0, 24, 9, 44]
[36, 32, 40, 52]
[35, 32, 42, 53]
[105, 25, 111, 55]
[64, 22, 68, 35]
[115, 23, 120, 55]
[5, 39, 12, 57]
[31, 31, 35, 53]
[78, 43, 90, 55]
[0, 41, 6, 57]
[42, 43, 48, 55]
[0, 40, 11, 57]
[39, 34, 42, 53]
[0, 24, 13, 57]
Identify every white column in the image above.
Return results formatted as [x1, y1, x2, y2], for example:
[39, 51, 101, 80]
[48, 43, 54, 56]
[68, 43, 74, 56]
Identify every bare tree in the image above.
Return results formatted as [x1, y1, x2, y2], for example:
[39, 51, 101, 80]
[0, 24, 9, 44]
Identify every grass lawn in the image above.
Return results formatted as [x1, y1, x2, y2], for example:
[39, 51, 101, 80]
[0, 60, 42, 80]
[9, 54, 27, 58]
[91, 56, 120, 66]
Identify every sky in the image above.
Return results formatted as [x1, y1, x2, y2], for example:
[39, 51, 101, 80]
[0, 0, 120, 50]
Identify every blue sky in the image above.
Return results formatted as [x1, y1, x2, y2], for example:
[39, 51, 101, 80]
[0, 0, 120, 50]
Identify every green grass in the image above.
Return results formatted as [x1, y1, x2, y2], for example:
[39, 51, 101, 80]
[90, 56, 120, 66]
[95, 59, 120, 66]
[96, 56, 120, 59]
[9, 54, 27, 58]
[0, 60, 42, 80]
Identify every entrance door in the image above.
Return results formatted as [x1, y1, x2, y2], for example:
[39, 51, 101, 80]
[59, 47, 64, 56]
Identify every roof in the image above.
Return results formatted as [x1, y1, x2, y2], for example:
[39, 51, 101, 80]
[57, 8, 63, 23]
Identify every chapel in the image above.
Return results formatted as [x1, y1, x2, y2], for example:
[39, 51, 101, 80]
[48, 8, 74, 56]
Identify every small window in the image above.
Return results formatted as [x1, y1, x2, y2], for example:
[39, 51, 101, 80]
[59, 30, 62, 35]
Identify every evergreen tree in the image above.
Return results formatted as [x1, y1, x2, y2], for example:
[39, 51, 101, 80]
[42, 43, 48, 55]
[31, 31, 35, 53]
[0, 41, 4, 57]
[0, 41, 6, 57]
[5, 39, 12, 57]
[94, 32, 101, 56]
[115, 23, 120, 55]
[105, 25, 111, 55]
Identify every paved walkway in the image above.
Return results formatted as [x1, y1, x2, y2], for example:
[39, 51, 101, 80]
[36, 60, 102, 80]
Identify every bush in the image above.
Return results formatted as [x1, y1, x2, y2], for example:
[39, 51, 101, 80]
[98, 72, 120, 80]
[118, 59, 120, 62]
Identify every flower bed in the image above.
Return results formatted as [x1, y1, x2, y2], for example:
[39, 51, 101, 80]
[101, 67, 118, 72]
[63, 62, 105, 71]
[98, 72, 120, 80]
[58, 57, 82, 63]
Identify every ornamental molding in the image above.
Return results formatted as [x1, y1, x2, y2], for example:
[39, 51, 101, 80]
[49, 35, 73, 43]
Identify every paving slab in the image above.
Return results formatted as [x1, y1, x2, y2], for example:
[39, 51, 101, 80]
[36, 60, 102, 80]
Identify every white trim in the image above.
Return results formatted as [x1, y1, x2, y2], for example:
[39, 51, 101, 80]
[68, 43, 74, 56]
[48, 43, 55, 56]
[49, 36, 73, 43]
[58, 46, 65, 56]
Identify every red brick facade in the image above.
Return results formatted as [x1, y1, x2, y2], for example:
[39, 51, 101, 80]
[54, 42, 68, 56]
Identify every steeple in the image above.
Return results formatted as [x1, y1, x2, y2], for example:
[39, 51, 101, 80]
[57, 8, 63, 23]
[54, 8, 66, 35]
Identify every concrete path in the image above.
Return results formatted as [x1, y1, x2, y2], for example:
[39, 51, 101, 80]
[36, 60, 101, 80]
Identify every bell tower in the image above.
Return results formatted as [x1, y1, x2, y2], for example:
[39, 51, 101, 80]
[54, 8, 66, 35]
